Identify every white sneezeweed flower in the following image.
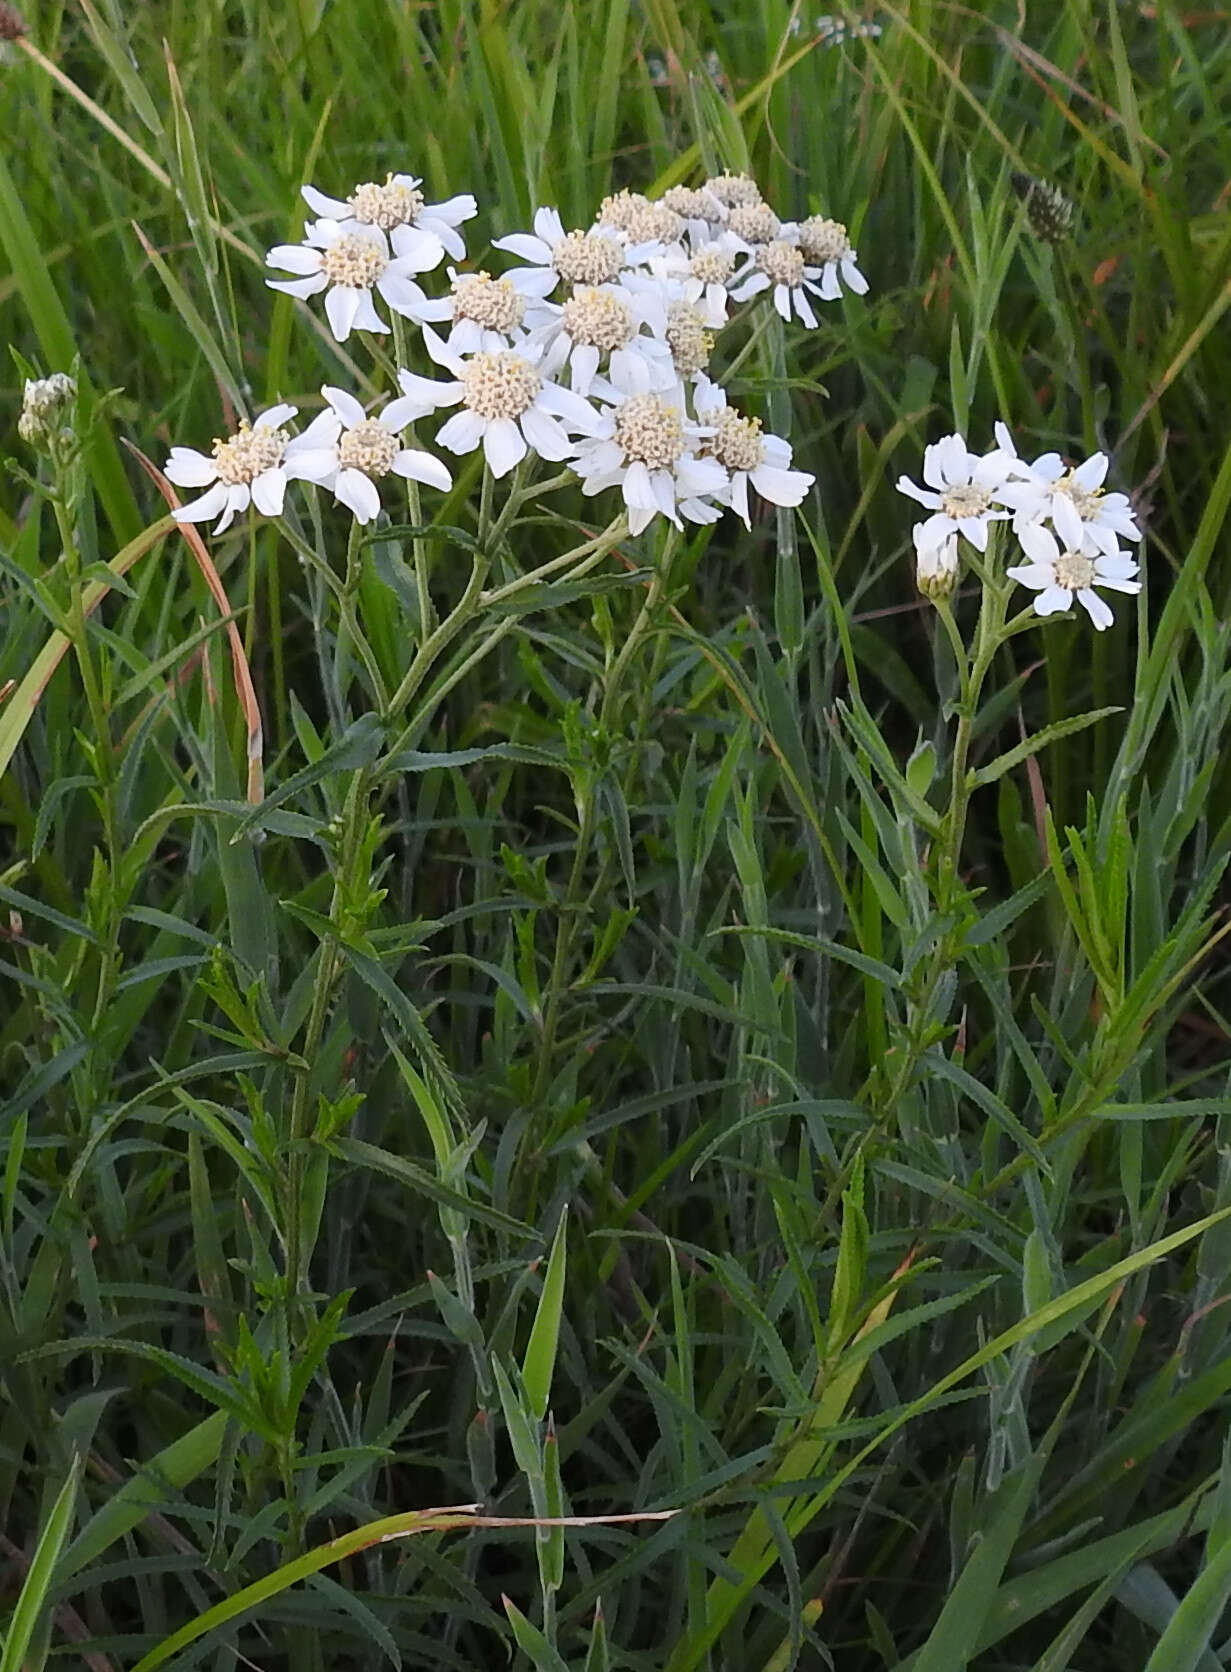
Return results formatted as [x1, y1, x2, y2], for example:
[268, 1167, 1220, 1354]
[594, 189, 684, 250]
[493, 208, 629, 298]
[704, 173, 764, 213]
[692, 374, 813, 528]
[300, 173, 476, 262]
[1006, 523, 1142, 630]
[265, 220, 444, 341]
[292, 386, 454, 524]
[441, 269, 527, 354]
[994, 445, 1142, 557]
[726, 200, 781, 246]
[896, 434, 1014, 555]
[571, 371, 727, 536]
[164, 404, 331, 534]
[395, 327, 602, 478]
[526, 283, 673, 396]
[788, 215, 869, 299]
[729, 237, 826, 327]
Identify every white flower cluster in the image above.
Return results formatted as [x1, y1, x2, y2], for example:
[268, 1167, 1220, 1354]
[168, 170, 848, 535]
[897, 424, 1143, 629]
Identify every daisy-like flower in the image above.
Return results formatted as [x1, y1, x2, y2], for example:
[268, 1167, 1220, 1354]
[995, 446, 1142, 558]
[441, 269, 527, 355]
[493, 208, 630, 299]
[300, 173, 476, 262]
[1006, 523, 1142, 630]
[594, 189, 684, 249]
[896, 434, 1014, 556]
[164, 404, 330, 534]
[527, 283, 672, 396]
[395, 327, 602, 479]
[265, 219, 443, 342]
[692, 375, 813, 528]
[726, 200, 781, 246]
[789, 215, 869, 299]
[621, 236, 739, 330]
[292, 386, 454, 524]
[571, 367, 727, 536]
[704, 172, 763, 213]
[730, 237, 827, 327]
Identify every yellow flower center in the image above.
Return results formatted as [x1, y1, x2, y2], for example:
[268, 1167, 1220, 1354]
[615, 394, 685, 469]
[338, 420, 399, 478]
[319, 234, 388, 289]
[561, 287, 635, 351]
[798, 216, 851, 265]
[700, 407, 765, 472]
[551, 231, 624, 287]
[1054, 551, 1096, 590]
[349, 176, 425, 230]
[665, 302, 713, 375]
[460, 352, 542, 419]
[210, 422, 287, 485]
[452, 271, 525, 332]
[758, 240, 806, 287]
[728, 201, 780, 244]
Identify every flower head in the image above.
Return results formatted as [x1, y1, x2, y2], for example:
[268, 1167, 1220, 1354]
[1006, 524, 1142, 629]
[291, 387, 453, 524]
[896, 434, 1014, 556]
[727, 200, 781, 246]
[729, 237, 826, 327]
[528, 283, 672, 396]
[301, 173, 477, 261]
[265, 219, 444, 342]
[705, 172, 763, 211]
[395, 328, 602, 479]
[570, 361, 726, 535]
[164, 404, 330, 533]
[595, 189, 683, 248]
[995, 445, 1142, 558]
[914, 526, 959, 600]
[443, 269, 527, 354]
[692, 374, 813, 528]
[494, 208, 630, 298]
[790, 216, 869, 299]
[18, 372, 76, 449]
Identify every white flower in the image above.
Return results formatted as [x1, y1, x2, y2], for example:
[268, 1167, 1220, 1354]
[300, 173, 476, 262]
[265, 220, 443, 342]
[730, 237, 827, 327]
[1007, 524, 1141, 630]
[164, 404, 330, 534]
[704, 173, 764, 213]
[692, 374, 813, 527]
[726, 200, 782, 246]
[787, 216, 869, 299]
[896, 434, 1014, 555]
[493, 208, 633, 298]
[660, 184, 728, 227]
[526, 283, 673, 396]
[292, 386, 453, 524]
[395, 327, 602, 479]
[995, 446, 1142, 557]
[441, 269, 527, 355]
[571, 370, 727, 536]
[594, 189, 683, 250]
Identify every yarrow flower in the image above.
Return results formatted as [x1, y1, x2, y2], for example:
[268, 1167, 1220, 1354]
[164, 404, 331, 533]
[396, 328, 602, 478]
[595, 189, 683, 248]
[493, 208, 631, 298]
[1006, 524, 1141, 629]
[18, 372, 76, 448]
[293, 386, 453, 524]
[790, 216, 869, 299]
[441, 269, 527, 355]
[300, 173, 477, 261]
[994, 446, 1142, 558]
[730, 238, 826, 327]
[265, 220, 444, 342]
[692, 375, 814, 528]
[528, 283, 672, 396]
[896, 434, 1015, 557]
[571, 362, 726, 536]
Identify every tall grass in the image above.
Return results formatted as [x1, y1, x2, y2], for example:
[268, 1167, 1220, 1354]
[3, 1, 1231, 1668]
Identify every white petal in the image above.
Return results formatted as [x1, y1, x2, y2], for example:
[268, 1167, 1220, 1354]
[520, 405, 572, 461]
[214, 484, 250, 534]
[959, 515, 990, 551]
[255, 403, 297, 430]
[1052, 494, 1085, 550]
[1034, 585, 1073, 617]
[289, 410, 342, 450]
[325, 285, 365, 342]
[172, 481, 230, 524]
[731, 470, 751, 527]
[570, 342, 600, 394]
[1005, 563, 1056, 591]
[379, 394, 422, 433]
[282, 447, 339, 484]
[266, 275, 326, 300]
[390, 224, 446, 270]
[351, 290, 387, 334]
[333, 468, 382, 523]
[840, 254, 869, 295]
[538, 383, 603, 433]
[1077, 587, 1114, 629]
[533, 207, 566, 244]
[266, 243, 322, 275]
[301, 184, 350, 218]
[622, 460, 657, 512]
[750, 463, 813, 508]
[896, 475, 940, 510]
[250, 467, 287, 516]
[1073, 452, 1109, 490]
[397, 370, 461, 415]
[494, 232, 554, 263]
[1017, 522, 1060, 566]
[483, 417, 527, 477]
[436, 409, 487, 454]
[772, 284, 792, 322]
[164, 448, 217, 488]
[322, 386, 367, 429]
[393, 448, 453, 490]
[427, 193, 478, 226]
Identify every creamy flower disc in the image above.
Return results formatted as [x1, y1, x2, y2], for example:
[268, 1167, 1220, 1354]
[705, 172, 762, 209]
[703, 408, 766, 473]
[614, 394, 687, 469]
[690, 243, 736, 284]
[212, 421, 289, 485]
[552, 231, 625, 287]
[792, 215, 869, 299]
[453, 272, 525, 334]
[301, 173, 476, 261]
[561, 288, 636, 353]
[338, 420, 400, 478]
[347, 177, 426, 230]
[757, 240, 806, 288]
[728, 201, 781, 244]
[319, 234, 388, 289]
[662, 184, 725, 221]
[597, 189, 683, 246]
[665, 303, 713, 376]
[460, 352, 542, 420]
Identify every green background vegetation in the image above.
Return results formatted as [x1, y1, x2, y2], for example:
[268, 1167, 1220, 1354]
[3, 1, 1231, 1667]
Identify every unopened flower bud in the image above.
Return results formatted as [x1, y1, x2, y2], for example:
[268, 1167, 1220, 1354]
[17, 372, 76, 449]
[1012, 175, 1075, 245]
[915, 527, 959, 600]
[0, 4, 28, 41]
